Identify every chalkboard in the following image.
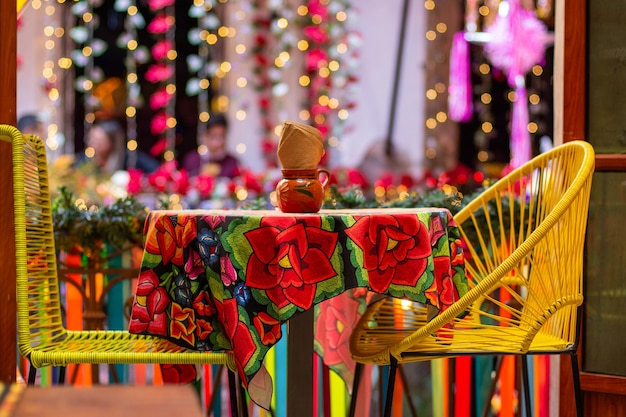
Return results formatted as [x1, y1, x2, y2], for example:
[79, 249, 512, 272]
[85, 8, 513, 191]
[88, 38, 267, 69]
[588, 1, 626, 153]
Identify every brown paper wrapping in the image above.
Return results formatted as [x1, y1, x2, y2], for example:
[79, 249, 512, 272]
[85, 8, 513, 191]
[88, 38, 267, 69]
[276, 121, 325, 169]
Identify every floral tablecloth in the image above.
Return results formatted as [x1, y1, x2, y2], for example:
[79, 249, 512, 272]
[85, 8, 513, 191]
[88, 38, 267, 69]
[128, 208, 468, 408]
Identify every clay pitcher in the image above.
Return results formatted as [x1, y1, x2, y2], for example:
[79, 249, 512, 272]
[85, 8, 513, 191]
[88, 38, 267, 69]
[275, 168, 330, 213]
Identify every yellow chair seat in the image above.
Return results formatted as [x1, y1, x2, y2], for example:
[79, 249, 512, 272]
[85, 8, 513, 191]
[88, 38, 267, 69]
[25, 330, 235, 369]
[350, 299, 573, 364]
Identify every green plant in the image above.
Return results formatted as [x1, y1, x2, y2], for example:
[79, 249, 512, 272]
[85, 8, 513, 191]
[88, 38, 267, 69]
[52, 186, 148, 258]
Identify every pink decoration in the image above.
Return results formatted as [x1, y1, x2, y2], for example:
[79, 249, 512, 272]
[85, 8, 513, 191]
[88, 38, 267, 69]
[145, 63, 174, 83]
[306, 48, 328, 71]
[510, 86, 531, 168]
[148, 0, 175, 11]
[303, 26, 328, 43]
[448, 32, 473, 122]
[484, 0, 547, 168]
[151, 39, 173, 61]
[484, 1, 547, 86]
[150, 112, 168, 135]
[150, 88, 172, 110]
[126, 169, 144, 195]
[150, 138, 167, 157]
[147, 14, 174, 34]
[307, 0, 328, 21]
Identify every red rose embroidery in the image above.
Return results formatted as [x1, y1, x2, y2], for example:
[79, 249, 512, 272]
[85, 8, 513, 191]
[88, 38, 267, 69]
[195, 319, 213, 340]
[429, 256, 457, 311]
[214, 298, 256, 380]
[129, 269, 169, 336]
[192, 291, 216, 317]
[145, 214, 197, 266]
[345, 214, 432, 293]
[315, 294, 360, 367]
[244, 217, 338, 310]
[170, 303, 196, 346]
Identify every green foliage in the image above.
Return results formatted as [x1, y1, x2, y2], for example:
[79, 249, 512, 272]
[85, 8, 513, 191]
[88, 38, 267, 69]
[324, 184, 476, 214]
[323, 182, 528, 252]
[324, 185, 375, 209]
[51, 186, 148, 257]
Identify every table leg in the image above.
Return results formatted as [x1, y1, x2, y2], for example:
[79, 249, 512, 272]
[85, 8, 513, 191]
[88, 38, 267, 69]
[287, 308, 314, 416]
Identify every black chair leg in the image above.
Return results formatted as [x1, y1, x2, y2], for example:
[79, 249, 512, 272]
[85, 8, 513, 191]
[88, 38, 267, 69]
[520, 356, 532, 417]
[227, 370, 239, 417]
[238, 374, 249, 417]
[27, 363, 36, 385]
[348, 362, 363, 417]
[383, 357, 399, 417]
[57, 366, 66, 385]
[570, 352, 583, 417]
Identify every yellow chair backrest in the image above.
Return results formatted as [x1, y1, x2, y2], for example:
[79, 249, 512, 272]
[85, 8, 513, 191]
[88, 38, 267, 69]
[0, 125, 67, 359]
[454, 141, 594, 350]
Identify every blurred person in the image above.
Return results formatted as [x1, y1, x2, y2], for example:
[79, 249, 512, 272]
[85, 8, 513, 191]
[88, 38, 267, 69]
[183, 113, 241, 178]
[17, 113, 44, 137]
[80, 119, 160, 174]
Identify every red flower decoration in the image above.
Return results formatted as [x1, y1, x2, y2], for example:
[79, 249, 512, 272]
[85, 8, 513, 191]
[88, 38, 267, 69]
[258, 96, 271, 110]
[128, 269, 169, 335]
[450, 238, 465, 266]
[144, 213, 197, 266]
[147, 167, 167, 192]
[242, 170, 263, 194]
[253, 312, 282, 346]
[193, 174, 215, 198]
[193, 291, 216, 317]
[184, 247, 204, 280]
[315, 294, 360, 367]
[329, 167, 369, 189]
[374, 173, 394, 190]
[172, 168, 190, 195]
[196, 319, 213, 340]
[244, 217, 339, 310]
[400, 174, 415, 189]
[170, 303, 197, 346]
[345, 214, 432, 293]
[126, 168, 143, 195]
[214, 298, 256, 381]
[429, 214, 446, 247]
[425, 256, 458, 311]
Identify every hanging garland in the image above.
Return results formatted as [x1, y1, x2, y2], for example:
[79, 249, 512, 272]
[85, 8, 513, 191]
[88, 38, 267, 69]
[69, 0, 108, 127]
[250, 0, 278, 168]
[247, 0, 358, 168]
[115, 0, 150, 168]
[300, 0, 358, 165]
[145, 0, 177, 161]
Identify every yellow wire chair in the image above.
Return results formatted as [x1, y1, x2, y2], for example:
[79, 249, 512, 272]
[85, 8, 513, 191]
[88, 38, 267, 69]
[349, 140, 595, 417]
[3, 125, 246, 416]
